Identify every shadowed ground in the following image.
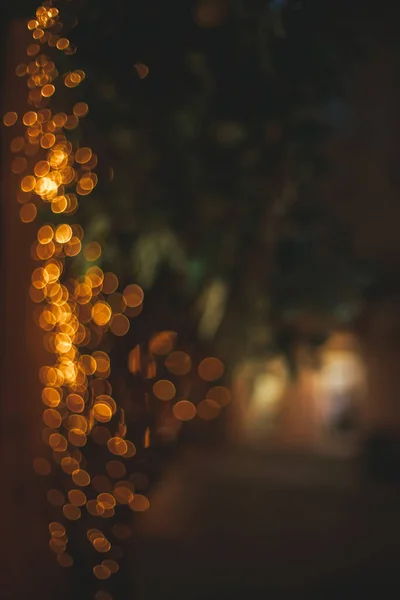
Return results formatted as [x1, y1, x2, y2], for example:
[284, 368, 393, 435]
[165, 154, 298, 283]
[132, 445, 400, 599]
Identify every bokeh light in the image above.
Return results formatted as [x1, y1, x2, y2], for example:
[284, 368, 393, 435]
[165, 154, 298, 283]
[165, 351, 192, 376]
[198, 357, 225, 381]
[122, 284, 144, 308]
[153, 379, 176, 401]
[3, 111, 18, 126]
[128, 494, 150, 512]
[173, 400, 197, 421]
[197, 398, 221, 421]
[5, 3, 231, 591]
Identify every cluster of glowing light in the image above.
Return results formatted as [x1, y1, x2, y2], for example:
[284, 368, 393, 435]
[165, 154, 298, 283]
[1, 3, 153, 594]
[49, 521, 73, 567]
[3, 2, 232, 596]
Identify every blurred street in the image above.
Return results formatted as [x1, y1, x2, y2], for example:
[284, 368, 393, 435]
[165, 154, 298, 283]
[133, 445, 400, 599]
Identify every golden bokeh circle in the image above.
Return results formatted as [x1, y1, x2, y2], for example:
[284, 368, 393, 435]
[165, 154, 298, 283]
[153, 379, 176, 401]
[197, 398, 221, 421]
[122, 284, 144, 308]
[128, 494, 150, 512]
[71, 468, 91, 487]
[68, 489, 87, 506]
[109, 313, 130, 336]
[93, 565, 111, 580]
[165, 351, 192, 376]
[173, 400, 197, 421]
[198, 357, 224, 382]
[206, 385, 231, 407]
[92, 302, 112, 326]
[3, 111, 18, 126]
[57, 552, 74, 568]
[107, 437, 128, 456]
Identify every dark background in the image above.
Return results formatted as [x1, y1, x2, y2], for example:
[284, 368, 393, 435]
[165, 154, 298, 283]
[3, 1, 400, 599]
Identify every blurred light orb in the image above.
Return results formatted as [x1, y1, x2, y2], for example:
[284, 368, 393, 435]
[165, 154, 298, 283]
[173, 400, 196, 421]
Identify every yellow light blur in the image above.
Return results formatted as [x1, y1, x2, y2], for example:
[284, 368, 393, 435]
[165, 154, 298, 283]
[55, 223, 72, 243]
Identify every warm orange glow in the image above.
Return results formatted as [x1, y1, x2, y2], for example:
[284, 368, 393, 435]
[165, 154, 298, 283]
[73, 102, 89, 117]
[61, 456, 80, 474]
[123, 440, 136, 458]
[3, 111, 18, 126]
[173, 400, 197, 421]
[43, 408, 62, 428]
[93, 565, 111, 580]
[68, 489, 87, 506]
[134, 63, 149, 79]
[21, 175, 36, 192]
[197, 398, 221, 420]
[75, 146, 92, 164]
[4, 4, 231, 588]
[11, 136, 25, 152]
[49, 522, 66, 537]
[198, 357, 224, 381]
[122, 284, 144, 308]
[92, 302, 112, 326]
[107, 293, 127, 314]
[206, 385, 231, 407]
[102, 272, 119, 295]
[93, 537, 112, 553]
[49, 432, 68, 452]
[63, 503, 81, 521]
[128, 345, 141, 374]
[149, 330, 177, 355]
[109, 313, 130, 336]
[97, 493, 116, 510]
[165, 351, 192, 376]
[128, 494, 150, 512]
[41, 83, 55, 97]
[11, 156, 27, 175]
[113, 484, 134, 504]
[42, 386, 61, 407]
[27, 43, 40, 56]
[41, 133, 56, 149]
[64, 71, 83, 88]
[55, 223, 73, 243]
[56, 38, 70, 50]
[37, 224, 54, 244]
[23, 111, 37, 126]
[102, 559, 119, 574]
[64, 236, 82, 256]
[107, 437, 128, 456]
[68, 427, 87, 447]
[92, 351, 110, 373]
[72, 469, 91, 487]
[57, 553, 74, 568]
[93, 402, 112, 423]
[153, 379, 176, 401]
[83, 241, 101, 261]
[34, 160, 50, 177]
[20, 202, 37, 223]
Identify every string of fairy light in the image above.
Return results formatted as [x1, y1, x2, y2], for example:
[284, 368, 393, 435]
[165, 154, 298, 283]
[3, 1, 231, 597]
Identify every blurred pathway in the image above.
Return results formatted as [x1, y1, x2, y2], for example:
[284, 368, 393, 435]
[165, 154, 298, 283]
[132, 445, 400, 599]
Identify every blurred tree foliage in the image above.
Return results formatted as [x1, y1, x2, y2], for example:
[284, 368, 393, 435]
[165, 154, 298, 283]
[9, 0, 369, 370]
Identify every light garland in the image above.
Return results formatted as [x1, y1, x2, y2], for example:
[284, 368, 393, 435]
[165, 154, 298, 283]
[3, 1, 231, 597]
